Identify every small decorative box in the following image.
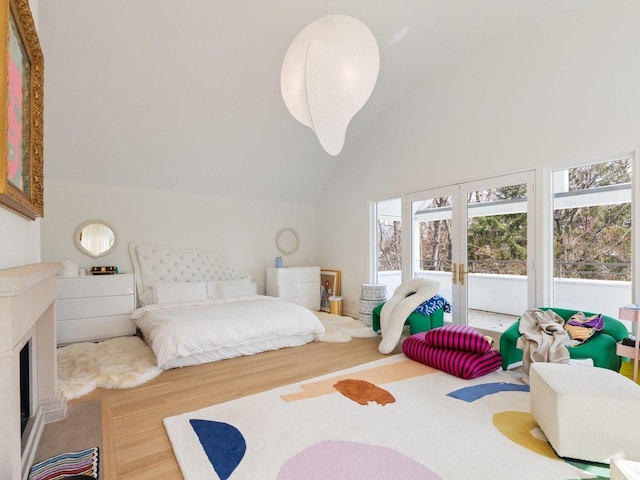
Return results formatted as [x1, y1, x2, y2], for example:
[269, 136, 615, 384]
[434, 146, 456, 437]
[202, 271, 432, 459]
[90, 266, 117, 275]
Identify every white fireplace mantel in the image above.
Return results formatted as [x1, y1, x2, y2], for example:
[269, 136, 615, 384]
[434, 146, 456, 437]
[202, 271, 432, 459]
[0, 263, 67, 480]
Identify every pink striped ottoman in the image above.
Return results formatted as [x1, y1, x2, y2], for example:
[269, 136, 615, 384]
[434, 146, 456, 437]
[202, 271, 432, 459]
[402, 325, 502, 379]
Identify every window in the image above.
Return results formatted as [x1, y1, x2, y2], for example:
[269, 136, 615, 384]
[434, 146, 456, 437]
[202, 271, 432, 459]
[369, 152, 636, 334]
[553, 157, 632, 318]
[374, 198, 402, 296]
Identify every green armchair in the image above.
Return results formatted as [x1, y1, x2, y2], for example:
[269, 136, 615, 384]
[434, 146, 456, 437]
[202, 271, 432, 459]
[500, 307, 629, 371]
[371, 302, 444, 335]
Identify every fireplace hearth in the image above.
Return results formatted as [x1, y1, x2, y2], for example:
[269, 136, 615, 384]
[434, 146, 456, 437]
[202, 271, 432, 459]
[0, 264, 67, 480]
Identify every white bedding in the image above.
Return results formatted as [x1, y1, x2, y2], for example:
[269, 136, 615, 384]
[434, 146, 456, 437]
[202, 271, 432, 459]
[131, 295, 325, 369]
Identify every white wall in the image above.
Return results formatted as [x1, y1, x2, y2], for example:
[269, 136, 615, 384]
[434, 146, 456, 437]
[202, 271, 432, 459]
[318, 3, 640, 315]
[0, 0, 41, 270]
[40, 180, 316, 294]
[0, 210, 41, 269]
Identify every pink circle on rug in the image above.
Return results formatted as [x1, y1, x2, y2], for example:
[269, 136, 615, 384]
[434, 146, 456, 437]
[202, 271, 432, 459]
[277, 440, 442, 479]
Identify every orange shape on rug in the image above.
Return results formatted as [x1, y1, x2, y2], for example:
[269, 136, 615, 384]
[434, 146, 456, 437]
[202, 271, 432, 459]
[281, 359, 435, 402]
[333, 379, 396, 406]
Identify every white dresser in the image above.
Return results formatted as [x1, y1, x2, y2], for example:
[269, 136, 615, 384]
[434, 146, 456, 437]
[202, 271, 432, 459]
[266, 266, 320, 310]
[55, 274, 136, 345]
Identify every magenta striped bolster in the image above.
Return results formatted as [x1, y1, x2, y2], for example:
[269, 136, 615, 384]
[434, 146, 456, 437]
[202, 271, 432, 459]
[403, 333, 502, 379]
[424, 324, 492, 354]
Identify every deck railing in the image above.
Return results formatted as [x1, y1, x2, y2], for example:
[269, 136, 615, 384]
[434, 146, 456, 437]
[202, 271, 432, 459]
[377, 269, 631, 326]
[380, 259, 631, 281]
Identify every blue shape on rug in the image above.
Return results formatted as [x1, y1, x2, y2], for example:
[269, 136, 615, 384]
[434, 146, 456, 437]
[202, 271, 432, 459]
[190, 419, 246, 479]
[447, 382, 529, 402]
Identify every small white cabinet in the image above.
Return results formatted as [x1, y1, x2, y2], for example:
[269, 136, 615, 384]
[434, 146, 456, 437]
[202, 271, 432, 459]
[55, 274, 136, 345]
[266, 266, 320, 310]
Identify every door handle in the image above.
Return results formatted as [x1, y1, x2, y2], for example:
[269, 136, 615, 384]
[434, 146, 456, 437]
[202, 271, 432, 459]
[452, 263, 458, 285]
[459, 263, 467, 286]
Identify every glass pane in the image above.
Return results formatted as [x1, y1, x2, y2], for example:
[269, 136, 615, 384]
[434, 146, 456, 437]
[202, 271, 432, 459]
[467, 185, 527, 275]
[375, 198, 402, 297]
[411, 195, 453, 323]
[553, 157, 632, 321]
[467, 184, 526, 332]
[412, 196, 452, 273]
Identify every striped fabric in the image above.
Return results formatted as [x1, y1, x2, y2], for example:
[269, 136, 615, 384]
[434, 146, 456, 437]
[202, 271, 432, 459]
[403, 333, 502, 379]
[28, 447, 99, 480]
[424, 324, 492, 354]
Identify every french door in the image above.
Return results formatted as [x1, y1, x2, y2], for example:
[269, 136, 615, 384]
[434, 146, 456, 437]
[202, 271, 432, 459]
[405, 172, 536, 330]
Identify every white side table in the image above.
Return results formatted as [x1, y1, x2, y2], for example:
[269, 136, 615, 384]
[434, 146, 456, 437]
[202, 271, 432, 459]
[617, 305, 640, 382]
[56, 273, 136, 344]
[266, 266, 320, 310]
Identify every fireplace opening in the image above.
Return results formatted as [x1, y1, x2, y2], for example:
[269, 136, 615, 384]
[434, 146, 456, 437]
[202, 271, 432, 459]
[19, 341, 30, 436]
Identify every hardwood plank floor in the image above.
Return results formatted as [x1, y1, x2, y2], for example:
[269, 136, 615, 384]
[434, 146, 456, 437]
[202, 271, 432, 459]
[74, 336, 395, 479]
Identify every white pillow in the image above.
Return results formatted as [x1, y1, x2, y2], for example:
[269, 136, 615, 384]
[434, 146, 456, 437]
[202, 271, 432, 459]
[151, 282, 208, 304]
[206, 281, 218, 299]
[139, 289, 156, 306]
[216, 279, 257, 298]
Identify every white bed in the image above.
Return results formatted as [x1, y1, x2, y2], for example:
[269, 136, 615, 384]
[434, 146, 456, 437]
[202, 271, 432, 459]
[129, 242, 325, 369]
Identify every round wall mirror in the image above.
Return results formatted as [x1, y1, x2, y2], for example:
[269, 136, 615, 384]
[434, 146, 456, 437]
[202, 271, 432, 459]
[74, 219, 118, 258]
[275, 227, 300, 256]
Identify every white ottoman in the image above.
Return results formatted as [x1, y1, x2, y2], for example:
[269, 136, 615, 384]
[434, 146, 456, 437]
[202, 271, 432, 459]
[611, 459, 640, 480]
[530, 363, 640, 463]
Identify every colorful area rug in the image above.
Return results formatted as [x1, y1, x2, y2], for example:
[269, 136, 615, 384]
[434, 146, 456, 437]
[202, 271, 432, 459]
[28, 447, 99, 480]
[620, 360, 640, 385]
[164, 355, 606, 480]
[58, 336, 162, 400]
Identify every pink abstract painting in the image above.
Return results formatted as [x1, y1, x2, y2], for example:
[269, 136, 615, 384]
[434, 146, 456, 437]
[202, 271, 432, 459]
[7, 12, 26, 191]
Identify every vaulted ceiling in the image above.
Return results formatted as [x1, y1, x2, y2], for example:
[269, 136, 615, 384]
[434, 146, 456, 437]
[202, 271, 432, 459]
[39, 0, 613, 203]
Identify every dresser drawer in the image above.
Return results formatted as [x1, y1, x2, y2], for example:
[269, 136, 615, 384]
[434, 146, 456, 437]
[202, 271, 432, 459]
[56, 295, 135, 320]
[57, 274, 135, 299]
[277, 281, 320, 299]
[57, 314, 136, 344]
[275, 266, 320, 284]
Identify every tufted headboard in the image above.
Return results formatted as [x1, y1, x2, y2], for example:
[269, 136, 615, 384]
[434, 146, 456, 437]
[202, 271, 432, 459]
[128, 241, 251, 304]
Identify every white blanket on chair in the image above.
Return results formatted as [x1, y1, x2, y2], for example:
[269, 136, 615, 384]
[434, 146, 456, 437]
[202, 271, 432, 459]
[378, 278, 440, 354]
[517, 309, 570, 384]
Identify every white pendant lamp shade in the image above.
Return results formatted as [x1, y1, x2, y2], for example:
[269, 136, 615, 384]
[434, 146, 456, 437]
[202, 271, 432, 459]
[281, 14, 380, 156]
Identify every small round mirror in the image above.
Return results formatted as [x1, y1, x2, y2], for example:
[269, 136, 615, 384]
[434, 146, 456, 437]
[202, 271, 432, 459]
[275, 227, 300, 256]
[74, 219, 118, 258]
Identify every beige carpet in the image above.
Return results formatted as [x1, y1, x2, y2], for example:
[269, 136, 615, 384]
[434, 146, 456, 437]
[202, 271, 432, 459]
[57, 336, 163, 400]
[314, 312, 378, 343]
[33, 398, 102, 478]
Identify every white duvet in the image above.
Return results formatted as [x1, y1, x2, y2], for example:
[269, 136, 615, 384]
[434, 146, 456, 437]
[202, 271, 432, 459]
[131, 295, 325, 369]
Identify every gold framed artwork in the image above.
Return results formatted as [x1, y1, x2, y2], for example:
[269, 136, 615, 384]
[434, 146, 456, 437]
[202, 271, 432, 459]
[320, 269, 341, 312]
[0, 0, 44, 220]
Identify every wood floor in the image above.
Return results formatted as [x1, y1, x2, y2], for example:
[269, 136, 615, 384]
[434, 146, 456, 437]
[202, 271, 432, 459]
[75, 336, 394, 479]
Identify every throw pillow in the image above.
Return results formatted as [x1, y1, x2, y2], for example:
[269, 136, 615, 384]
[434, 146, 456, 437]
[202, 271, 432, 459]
[424, 324, 492, 354]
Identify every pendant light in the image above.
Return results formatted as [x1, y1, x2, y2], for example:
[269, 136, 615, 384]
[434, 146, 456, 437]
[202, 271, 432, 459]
[281, 14, 380, 156]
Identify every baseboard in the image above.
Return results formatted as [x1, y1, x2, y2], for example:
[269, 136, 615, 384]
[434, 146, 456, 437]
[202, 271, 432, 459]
[343, 308, 359, 318]
[21, 407, 44, 480]
[41, 390, 68, 424]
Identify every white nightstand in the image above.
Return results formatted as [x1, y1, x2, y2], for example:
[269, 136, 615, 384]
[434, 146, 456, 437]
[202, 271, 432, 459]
[266, 266, 320, 310]
[55, 274, 136, 345]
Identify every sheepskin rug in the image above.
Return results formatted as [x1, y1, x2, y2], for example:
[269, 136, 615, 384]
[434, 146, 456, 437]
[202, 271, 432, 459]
[57, 336, 162, 400]
[314, 312, 378, 343]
